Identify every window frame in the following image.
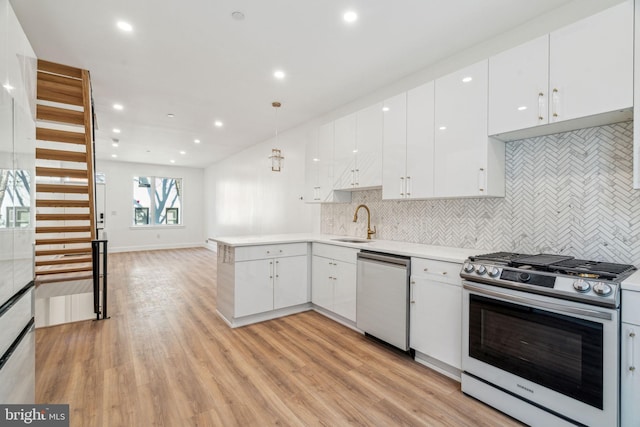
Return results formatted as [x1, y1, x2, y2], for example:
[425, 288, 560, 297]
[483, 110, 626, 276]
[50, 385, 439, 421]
[132, 175, 183, 227]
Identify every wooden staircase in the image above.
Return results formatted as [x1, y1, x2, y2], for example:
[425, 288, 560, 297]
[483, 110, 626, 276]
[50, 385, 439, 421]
[35, 60, 96, 283]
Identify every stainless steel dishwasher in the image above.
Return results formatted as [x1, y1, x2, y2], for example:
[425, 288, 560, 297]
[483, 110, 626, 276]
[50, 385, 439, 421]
[356, 251, 411, 351]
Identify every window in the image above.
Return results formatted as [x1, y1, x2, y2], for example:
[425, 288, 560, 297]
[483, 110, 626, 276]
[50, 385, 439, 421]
[0, 169, 31, 228]
[133, 176, 182, 226]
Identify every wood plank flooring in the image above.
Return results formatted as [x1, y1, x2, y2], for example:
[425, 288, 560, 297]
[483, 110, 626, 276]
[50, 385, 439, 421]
[36, 248, 523, 426]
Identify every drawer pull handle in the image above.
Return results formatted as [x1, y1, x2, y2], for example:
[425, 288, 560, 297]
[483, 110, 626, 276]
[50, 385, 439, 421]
[423, 268, 428, 272]
[441, 271, 447, 276]
[630, 330, 636, 373]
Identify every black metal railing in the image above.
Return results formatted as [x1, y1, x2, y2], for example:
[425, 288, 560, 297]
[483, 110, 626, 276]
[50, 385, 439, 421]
[91, 239, 109, 320]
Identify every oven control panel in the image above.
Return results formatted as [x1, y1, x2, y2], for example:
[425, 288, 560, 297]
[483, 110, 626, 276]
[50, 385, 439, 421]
[461, 262, 619, 307]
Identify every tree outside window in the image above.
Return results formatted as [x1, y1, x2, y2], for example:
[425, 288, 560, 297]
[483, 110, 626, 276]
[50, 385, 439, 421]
[133, 176, 182, 226]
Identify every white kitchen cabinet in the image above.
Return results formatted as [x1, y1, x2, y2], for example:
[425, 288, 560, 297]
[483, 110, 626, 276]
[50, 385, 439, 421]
[622, 289, 640, 426]
[382, 82, 435, 200]
[216, 243, 309, 325]
[488, 35, 549, 136]
[304, 123, 351, 203]
[410, 257, 463, 379]
[489, 0, 633, 139]
[311, 243, 358, 322]
[434, 60, 505, 198]
[333, 103, 383, 191]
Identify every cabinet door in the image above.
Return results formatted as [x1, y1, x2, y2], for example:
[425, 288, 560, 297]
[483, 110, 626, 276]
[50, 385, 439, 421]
[311, 256, 333, 311]
[235, 259, 274, 317]
[382, 92, 408, 200]
[406, 81, 435, 199]
[549, 0, 633, 122]
[434, 60, 489, 198]
[410, 277, 462, 369]
[488, 35, 549, 135]
[333, 113, 357, 190]
[274, 255, 309, 310]
[333, 260, 357, 322]
[304, 127, 321, 202]
[621, 323, 640, 427]
[355, 102, 383, 188]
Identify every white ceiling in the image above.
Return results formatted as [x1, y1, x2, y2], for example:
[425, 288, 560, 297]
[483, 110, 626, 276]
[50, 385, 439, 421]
[12, 0, 577, 168]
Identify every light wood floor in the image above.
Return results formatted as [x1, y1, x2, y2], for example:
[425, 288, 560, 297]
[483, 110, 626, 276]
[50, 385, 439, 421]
[36, 248, 523, 426]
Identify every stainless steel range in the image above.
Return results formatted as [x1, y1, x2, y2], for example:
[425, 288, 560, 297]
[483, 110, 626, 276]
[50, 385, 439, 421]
[460, 252, 636, 427]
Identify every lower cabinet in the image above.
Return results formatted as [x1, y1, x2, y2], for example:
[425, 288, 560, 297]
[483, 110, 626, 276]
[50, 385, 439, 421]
[622, 289, 640, 426]
[216, 243, 310, 324]
[410, 257, 463, 377]
[235, 255, 308, 317]
[311, 244, 358, 322]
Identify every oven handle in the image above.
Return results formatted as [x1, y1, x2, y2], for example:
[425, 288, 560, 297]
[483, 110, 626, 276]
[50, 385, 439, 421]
[463, 282, 612, 321]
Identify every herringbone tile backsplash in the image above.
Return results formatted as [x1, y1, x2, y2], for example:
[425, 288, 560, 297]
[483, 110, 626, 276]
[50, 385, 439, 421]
[321, 121, 640, 266]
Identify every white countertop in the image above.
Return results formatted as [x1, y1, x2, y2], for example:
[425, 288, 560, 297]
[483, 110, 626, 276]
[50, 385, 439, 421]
[212, 233, 494, 264]
[622, 270, 640, 292]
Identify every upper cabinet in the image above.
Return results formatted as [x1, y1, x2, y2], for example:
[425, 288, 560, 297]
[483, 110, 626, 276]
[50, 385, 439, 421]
[333, 103, 383, 191]
[434, 60, 505, 198]
[489, 0, 633, 139]
[382, 82, 435, 200]
[304, 123, 351, 203]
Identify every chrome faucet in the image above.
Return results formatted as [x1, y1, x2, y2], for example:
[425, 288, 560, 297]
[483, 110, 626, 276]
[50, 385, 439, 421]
[353, 204, 376, 240]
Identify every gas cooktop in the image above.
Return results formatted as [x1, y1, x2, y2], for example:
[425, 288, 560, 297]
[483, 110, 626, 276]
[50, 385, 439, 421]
[461, 252, 637, 308]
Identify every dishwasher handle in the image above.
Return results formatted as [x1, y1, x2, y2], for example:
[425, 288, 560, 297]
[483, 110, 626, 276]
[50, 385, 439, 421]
[357, 251, 410, 268]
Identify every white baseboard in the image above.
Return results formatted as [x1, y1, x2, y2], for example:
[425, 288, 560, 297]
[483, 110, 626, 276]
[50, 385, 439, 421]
[107, 242, 206, 253]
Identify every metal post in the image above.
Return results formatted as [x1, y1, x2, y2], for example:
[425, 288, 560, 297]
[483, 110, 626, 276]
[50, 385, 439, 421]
[91, 240, 100, 319]
[102, 240, 108, 319]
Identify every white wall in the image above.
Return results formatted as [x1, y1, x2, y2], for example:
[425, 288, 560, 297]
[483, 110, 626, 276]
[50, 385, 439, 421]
[205, 124, 320, 240]
[204, 0, 624, 241]
[96, 159, 206, 252]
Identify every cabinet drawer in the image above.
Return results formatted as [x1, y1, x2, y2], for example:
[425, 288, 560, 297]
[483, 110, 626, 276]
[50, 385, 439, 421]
[235, 243, 308, 261]
[622, 290, 640, 325]
[411, 258, 462, 286]
[313, 243, 358, 264]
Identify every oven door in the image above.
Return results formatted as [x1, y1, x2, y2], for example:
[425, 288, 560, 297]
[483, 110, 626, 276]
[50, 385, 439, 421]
[462, 281, 619, 427]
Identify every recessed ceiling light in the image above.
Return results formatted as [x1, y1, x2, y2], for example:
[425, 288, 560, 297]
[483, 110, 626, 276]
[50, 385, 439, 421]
[113, 104, 123, 110]
[194, 139, 201, 144]
[111, 154, 118, 158]
[352, 149, 358, 153]
[179, 150, 186, 155]
[167, 113, 175, 118]
[117, 21, 133, 32]
[214, 120, 223, 127]
[231, 11, 245, 21]
[313, 158, 320, 162]
[382, 106, 390, 112]
[343, 10, 358, 23]
[112, 142, 119, 147]
[170, 159, 176, 164]
[439, 126, 447, 130]
[274, 70, 285, 80]
[462, 76, 473, 83]
[2, 83, 14, 92]
[113, 128, 121, 133]
[517, 106, 528, 111]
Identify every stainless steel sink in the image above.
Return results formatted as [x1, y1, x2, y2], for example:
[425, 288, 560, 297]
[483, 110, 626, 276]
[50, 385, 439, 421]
[331, 238, 371, 244]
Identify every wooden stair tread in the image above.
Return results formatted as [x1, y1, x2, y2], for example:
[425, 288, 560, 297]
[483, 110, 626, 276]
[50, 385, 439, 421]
[36, 226, 92, 233]
[36, 213, 91, 221]
[36, 183, 89, 194]
[37, 69, 83, 106]
[36, 265, 93, 276]
[36, 148, 87, 163]
[36, 199, 89, 208]
[36, 128, 85, 145]
[37, 105, 84, 126]
[36, 237, 92, 245]
[36, 256, 93, 266]
[36, 167, 88, 179]
[35, 273, 93, 285]
[38, 59, 83, 79]
[36, 247, 92, 256]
